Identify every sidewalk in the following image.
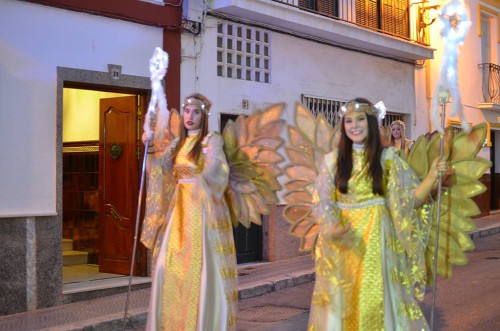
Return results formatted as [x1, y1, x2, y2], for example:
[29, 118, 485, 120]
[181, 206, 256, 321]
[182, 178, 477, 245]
[0, 215, 499, 331]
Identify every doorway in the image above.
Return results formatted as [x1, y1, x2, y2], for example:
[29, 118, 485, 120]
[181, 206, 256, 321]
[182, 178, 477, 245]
[62, 86, 148, 284]
[490, 126, 500, 212]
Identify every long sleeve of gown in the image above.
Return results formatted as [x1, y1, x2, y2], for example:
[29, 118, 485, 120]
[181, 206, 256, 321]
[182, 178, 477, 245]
[140, 138, 178, 249]
[312, 152, 339, 228]
[309, 151, 358, 324]
[384, 148, 433, 300]
[200, 133, 229, 200]
[198, 133, 238, 330]
[197, 133, 230, 221]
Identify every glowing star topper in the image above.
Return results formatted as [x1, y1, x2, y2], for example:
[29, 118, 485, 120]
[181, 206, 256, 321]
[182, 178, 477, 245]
[431, 0, 471, 133]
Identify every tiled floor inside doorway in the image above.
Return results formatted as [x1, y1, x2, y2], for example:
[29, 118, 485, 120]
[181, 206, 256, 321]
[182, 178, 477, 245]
[63, 264, 126, 284]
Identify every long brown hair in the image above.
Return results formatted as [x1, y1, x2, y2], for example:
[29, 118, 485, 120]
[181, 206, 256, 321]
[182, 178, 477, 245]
[171, 93, 211, 164]
[334, 98, 384, 195]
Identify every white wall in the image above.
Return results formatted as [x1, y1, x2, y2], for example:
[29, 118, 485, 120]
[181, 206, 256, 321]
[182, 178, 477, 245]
[182, 17, 416, 134]
[0, 0, 163, 217]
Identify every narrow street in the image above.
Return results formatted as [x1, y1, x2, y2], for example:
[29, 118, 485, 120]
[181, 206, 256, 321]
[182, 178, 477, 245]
[236, 233, 500, 331]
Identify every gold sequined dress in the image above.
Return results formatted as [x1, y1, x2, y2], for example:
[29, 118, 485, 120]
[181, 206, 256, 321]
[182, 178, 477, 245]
[309, 146, 432, 330]
[141, 132, 237, 331]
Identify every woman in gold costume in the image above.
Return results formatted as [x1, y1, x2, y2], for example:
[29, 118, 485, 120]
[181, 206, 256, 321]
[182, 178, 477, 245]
[389, 119, 413, 156]
[308, 98, 446, 330]
[141, 93, 237, 330]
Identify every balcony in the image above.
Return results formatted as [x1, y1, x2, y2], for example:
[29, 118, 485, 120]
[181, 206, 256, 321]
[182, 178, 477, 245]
[478, 63, 500, 112]
[210, 0, 434, 62]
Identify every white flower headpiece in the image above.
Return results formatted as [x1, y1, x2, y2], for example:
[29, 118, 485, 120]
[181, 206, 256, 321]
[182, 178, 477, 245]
[340, 100, 386, 123]
[182, 97, 210, 116]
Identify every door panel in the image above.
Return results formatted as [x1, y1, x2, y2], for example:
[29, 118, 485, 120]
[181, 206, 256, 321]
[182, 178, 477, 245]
[99, 96, 140, 274]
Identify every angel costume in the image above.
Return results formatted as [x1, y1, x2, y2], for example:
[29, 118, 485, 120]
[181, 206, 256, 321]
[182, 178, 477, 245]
[309, 146, 433, 331]
[392, 138, 413, 156]
[141, 131, 237, 331]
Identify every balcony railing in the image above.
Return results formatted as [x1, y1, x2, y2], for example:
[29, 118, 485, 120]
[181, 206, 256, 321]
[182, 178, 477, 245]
[479, 63, 500, 104]
[274, 0, 430, 46]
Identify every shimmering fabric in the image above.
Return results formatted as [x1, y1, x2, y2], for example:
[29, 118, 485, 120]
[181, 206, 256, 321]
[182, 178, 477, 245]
[309, 147, 432, 331]
[142, 132, 237, 331]
[393, 138, 413, 160]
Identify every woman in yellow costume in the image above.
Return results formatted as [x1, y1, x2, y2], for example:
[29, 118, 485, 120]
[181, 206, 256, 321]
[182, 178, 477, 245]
[389, 119, 413, 156]
[141, 93, 237, 331]
[308, 98, 446, 330]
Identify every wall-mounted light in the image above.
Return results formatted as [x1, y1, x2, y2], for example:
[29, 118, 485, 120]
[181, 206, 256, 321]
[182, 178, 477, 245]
[418, 1, 440, 30]
[411, 1, 441, 45]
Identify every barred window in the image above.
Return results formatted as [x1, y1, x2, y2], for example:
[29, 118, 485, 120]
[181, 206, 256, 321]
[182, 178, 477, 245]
[217, 22, 271, 83]
[302, 94, 403, 129]
[301, 95, 344, 126]
[382, 113, 402, 127]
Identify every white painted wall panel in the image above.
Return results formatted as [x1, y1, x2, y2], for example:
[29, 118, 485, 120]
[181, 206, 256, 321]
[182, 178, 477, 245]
[0, 0, 162, 216]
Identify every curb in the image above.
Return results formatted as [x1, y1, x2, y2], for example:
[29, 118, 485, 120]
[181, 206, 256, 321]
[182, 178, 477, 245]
[468, 225, 500, 240]
[239, 270, 315, 300]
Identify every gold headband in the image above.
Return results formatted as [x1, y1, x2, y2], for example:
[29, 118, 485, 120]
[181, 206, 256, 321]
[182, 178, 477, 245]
[182, 98, 209, 115]
[340, 100, 386, 122]
[390, 120, 405, 130]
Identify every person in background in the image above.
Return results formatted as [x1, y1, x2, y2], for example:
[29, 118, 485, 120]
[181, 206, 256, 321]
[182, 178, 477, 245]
[389, 119, 413, 156]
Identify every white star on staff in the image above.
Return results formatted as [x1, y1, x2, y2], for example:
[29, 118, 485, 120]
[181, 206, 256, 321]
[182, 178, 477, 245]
[431, 0, 471, 133]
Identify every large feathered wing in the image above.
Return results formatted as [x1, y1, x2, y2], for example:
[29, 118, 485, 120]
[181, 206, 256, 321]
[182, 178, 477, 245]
[282, 102, 339, 252]
[407, 123, 491, 280]
[222, 103, 286, 228]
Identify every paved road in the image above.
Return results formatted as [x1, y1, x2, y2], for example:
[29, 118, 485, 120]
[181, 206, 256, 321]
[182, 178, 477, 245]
[237, 233, 500, 331]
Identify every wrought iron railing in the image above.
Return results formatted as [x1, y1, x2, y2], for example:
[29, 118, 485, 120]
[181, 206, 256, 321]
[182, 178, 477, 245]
[273, 0, 430, 46]
[478, 63, 500, 104]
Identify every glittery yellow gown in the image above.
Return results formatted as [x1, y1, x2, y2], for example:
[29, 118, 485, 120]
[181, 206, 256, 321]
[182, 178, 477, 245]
[141, 132, 237, 331]
[308, 146, 432, 331]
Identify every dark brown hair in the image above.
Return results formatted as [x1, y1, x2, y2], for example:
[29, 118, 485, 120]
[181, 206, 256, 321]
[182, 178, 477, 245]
[334, 98, 384, 195]
[172, 93, 211, 164]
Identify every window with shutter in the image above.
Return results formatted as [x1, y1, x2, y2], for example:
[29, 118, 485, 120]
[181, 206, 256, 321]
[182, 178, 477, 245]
[299, 0, 316, 11]
[356, 0, 379, 30]
[356, 0, 409, 38]
[317, 0, 337, 17]
[299, 0, 338, 17]
[381, 0, 409, 37]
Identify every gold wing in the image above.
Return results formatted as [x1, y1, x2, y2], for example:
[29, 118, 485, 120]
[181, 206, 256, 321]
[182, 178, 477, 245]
[222, 103, 285, 228]
[282, 102, 339, 252]
[408, 123, 491, 279]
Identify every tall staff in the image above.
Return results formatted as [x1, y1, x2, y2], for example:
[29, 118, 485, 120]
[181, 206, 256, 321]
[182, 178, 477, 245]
[430, 1, 470, 330]
[122, 47, 169, 331]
